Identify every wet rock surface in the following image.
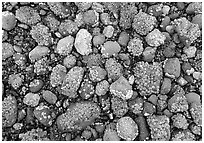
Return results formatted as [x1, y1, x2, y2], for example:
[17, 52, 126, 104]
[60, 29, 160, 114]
[2, 2, 202, 141]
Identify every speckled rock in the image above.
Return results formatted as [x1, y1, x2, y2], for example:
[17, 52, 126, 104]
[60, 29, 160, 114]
[127, 37, 143, 56]
[192, 14, 202, 29]
[110, 76, 133, 100]
[61, 66, 84, 98]
[74, 29, 92, 55]
[50, 64, 67, 87]
[56, 36, 74, 55]
[103, 25, 114, 38]
[145, 29, 166, 47]
[174, 17, 201, 45]
[2, 95, 17, 127]
[2, 42, 14, 60]
[132, 11, 157, 35]
[160, 78, 171, 94]
[116, 116, 139, 141]
[23, 93, 40, 107]
[164, 58, 180, 78]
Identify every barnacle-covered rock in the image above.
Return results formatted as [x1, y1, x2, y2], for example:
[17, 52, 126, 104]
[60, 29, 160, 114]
[48, 2, 71, 18]
[111, 96, 128, 117]
[168, 85, 188, 113]
[147, 115, 170, 141]
[8, 73, 24, 90]
[174, 17, 201, 45]
[2, 42, 14, 60]
[171, 129, 195, 141]
[110, 76, 133, 100]
[105, 58, 123, 81]
[172, 113, 189, 129]
[74, 29, 92, 55]
[56, 101, 100, 132]
[119, 3, 138, 29]
[50, 64, 67, 87]
[56, 35, 74, 56]
[2, 95, 17, 127]
[127, 37, 143, 56]
[44, 14, 60, 32]
[189, 102, 202, 126]
[15, 6, 41, 25]
[83, 10, 99, 26]
[30, 23, 52, 46]
[2, 11, 16, 31]
[116, 116, 139, 141]
[59, 19, 79, 36]
[145, 29, 166, 47]
[132, 11, 157, 35]
[19, 128, 49, 141]
[133, 61, 163, 96]
[61, 66, 84, 98]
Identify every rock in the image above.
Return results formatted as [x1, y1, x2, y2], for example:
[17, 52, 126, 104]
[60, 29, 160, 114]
[56, 101, 100, 131]
[189, 102, 202, 126]
[192, 14, 202, 29]
[29, 79, 44, 93]
[110, 76, 133, 100]
[103, 25, 114, 38]
[23, 93, 40, 107]
[185, 92, 201, 104]
[29, 46, 50, 62]
[56, 36, 74, 55]
[34, 103, 53, 126]
[89, 66, 107, 82]
[50, 64, 67, 87]
[116, 116, 139, 141]
[103, 123, 120, 141]
[2, 11, 16, 31]
[111, 96, 128, 117]
[127, 37, 143, 56]
[142, 47, 156, 62]
[168, 86, 188, 113]
[74, 29, 92, 55]
[42, 90, 57, 104]
[192, 71, 202, 80]
[83, 10, 99, 26]
[61, 66, 84, 98]
[186, 2, 202, 14]
[174, 17, 201, 45]
[132, 11, 157, 35]
[145, 29, 166, 47]
[177, 77, 188, 86]
[147, 115, 170, 141]
[135, 115, 150, 140]
[118, 31, 130, 46]
[183, 46, 197, 58]
[2, 95, 17, 127]
[164, 58, 180, 78]
[101, 41, 121, 57]
[95, 80, 110, 96]
[2, 42, 14, 60]
[93, 34, 105, 47]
